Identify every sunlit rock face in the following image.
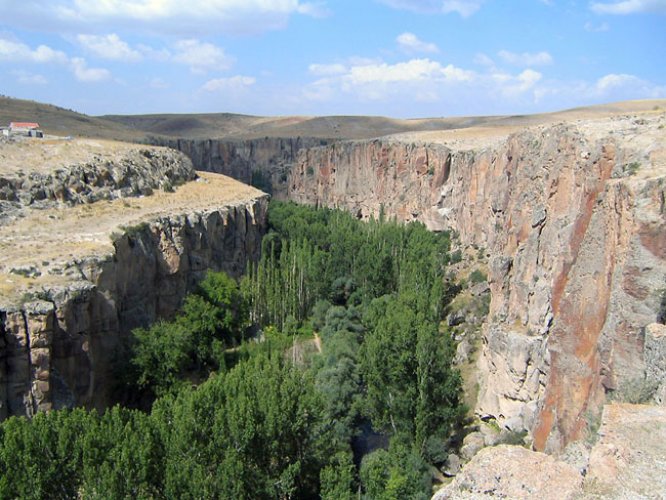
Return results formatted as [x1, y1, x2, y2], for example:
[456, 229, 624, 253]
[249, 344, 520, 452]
[284, 111, 666, 451]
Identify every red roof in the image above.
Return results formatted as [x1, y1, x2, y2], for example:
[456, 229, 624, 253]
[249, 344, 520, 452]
[9, 122, 40, 129]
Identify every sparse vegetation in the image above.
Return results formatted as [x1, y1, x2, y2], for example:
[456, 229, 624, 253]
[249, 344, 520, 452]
[584, 408, 602, 445]
[450, 249, 463, 264]
[609, 376, 659, 404]
[120, 221, 151, 239]
[626, 161, 641, 175]
[469, 269, 487, 285]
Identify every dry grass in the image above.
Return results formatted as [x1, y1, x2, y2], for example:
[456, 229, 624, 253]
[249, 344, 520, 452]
[0, 172, 265, 301]
[0, 137, 175, 176]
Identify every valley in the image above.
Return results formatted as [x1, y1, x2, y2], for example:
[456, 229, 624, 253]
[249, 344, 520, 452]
[0, 96, 665, 498]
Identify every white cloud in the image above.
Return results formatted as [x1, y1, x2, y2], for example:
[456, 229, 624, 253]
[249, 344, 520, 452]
[202, 75, 256, 92]
[533, 72, 665, 106]
[309, 63, 347, 76]
[591, 0, 666, 14]
[516, 69, 542, 91]
[396, 32, 439, 54]
[0, 37, 68, 63]
[70, 57, 111, 82]
[296, 2, 331, 17]
[11, 70, 48, 85]
[302, 55, 557, 113]
[498, 50, 553, 66]
[172, 39, 234, 74]
[4, 0, 328, 35]
[591, 73, 666, 99]
[378, 0, 484, 17]
[303, 57, 476, 104]
[77, 34, 141, 61]
[344, 58, 473, 85]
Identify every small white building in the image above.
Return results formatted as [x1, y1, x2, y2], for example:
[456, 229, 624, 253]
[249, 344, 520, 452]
[8, 122, 43, 138]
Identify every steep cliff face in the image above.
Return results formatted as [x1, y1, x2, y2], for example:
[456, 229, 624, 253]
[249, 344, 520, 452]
[287, 112, 666, 451]
[0, 197, 267, 419]
[289, 139, 451, 226]
[0, 139, 269, 419]
[151, 137, 330, 197]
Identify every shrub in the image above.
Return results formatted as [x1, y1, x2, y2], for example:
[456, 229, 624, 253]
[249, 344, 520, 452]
[469, 269, 487, 284]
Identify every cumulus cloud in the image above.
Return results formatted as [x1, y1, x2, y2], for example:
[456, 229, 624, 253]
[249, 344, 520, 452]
[0, 37, 68, 63]
[202, 75, 256, 92]
[498, 50, 553, 67]
[309, 63, 347, 76]
[533, 72, 665, 107]
[76, 34, 141, 61]
[302, 54, 559, 114]
[343, 58, 472, 85]
[378, 0, 484, 17]
[0, 34, 113, 83]
[593, 73, 666, 96]
[303, 57, 476, 104]
[591, 0, 666, 14]
[396, 32, 439, 54]
[70, 57, 111, 82]
[3, 0, 328, 35]
[172, 39, 234, 73]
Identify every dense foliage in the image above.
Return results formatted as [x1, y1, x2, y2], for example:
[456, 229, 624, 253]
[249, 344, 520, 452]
[0, 201, 464, 499]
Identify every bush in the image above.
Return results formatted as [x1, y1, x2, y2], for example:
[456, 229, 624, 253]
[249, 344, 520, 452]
[469, 269, 487, 284]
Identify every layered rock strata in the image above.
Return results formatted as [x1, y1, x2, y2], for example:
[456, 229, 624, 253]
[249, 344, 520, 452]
[287, 111, 666, 451]
[0, 141, 268, 419]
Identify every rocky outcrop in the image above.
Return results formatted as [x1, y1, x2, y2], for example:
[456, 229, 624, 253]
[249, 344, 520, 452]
[586, 403, 666, 497]
[433, 444, 584, 499]
[0, 147, 195, 210]
[151, 136, 330, 197]
[0, 179, 268, 419]
[433, 404, 666, 499]
[286, 112, 666, 451]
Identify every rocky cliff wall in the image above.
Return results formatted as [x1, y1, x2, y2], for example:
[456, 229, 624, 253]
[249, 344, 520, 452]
[0, 197, 267, 419]
[151, 137, 330, 197]
[287, 112, 666, 451]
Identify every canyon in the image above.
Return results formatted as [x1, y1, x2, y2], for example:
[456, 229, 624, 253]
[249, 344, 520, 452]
[157, 102, 666, 454]
[1, 98, 665, 495]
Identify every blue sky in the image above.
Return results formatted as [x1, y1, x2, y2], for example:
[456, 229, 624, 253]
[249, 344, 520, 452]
[0, 0, 664, 118]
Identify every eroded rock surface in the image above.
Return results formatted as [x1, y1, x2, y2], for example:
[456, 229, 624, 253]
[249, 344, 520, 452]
[433, 444, 584, 499]
[0, 139, 268, 418]
[585, 403, 666, 498]
[286, 109, 666, 451]
[434, 404, 666, 499]
[0, 139, 195, 218]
